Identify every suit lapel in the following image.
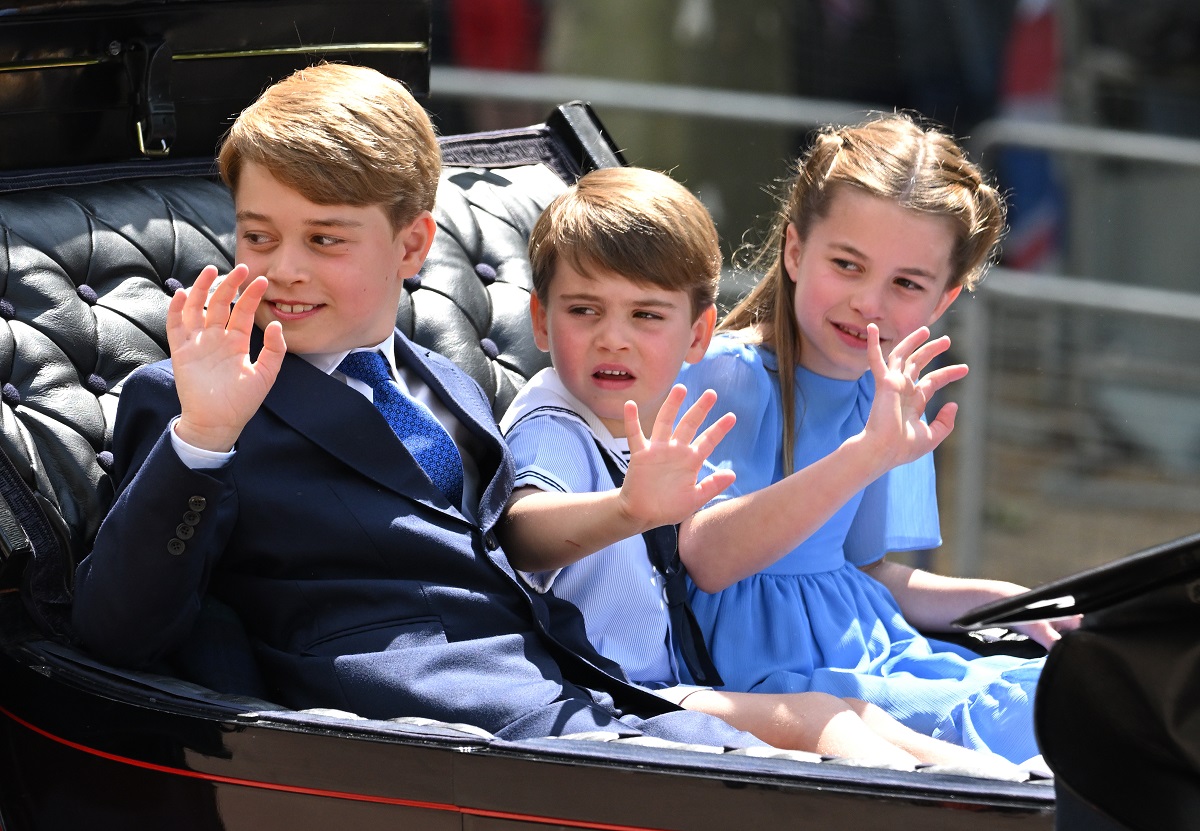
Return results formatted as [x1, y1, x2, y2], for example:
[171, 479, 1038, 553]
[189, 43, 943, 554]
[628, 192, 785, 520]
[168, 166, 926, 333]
[392, 333, 514, 531]
[259, 343, 466, 524]
[254, 328, 510, 528]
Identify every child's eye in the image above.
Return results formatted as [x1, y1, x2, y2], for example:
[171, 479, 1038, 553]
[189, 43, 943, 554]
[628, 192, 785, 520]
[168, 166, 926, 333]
[894, 277, 925, 292]
[568, 306, 598, 316]
[832, 258, 860, 273]
[311, 234, 344, 247]
[633, 311, 664, 320]
[241, 231, 273, 246]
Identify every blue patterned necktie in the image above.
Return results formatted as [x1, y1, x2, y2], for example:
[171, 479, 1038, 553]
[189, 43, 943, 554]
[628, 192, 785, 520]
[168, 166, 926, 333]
[338, 350, 464, 506]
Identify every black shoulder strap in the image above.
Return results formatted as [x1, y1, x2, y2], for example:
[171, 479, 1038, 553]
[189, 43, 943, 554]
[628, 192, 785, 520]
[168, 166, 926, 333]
[597, 443, 724, 687]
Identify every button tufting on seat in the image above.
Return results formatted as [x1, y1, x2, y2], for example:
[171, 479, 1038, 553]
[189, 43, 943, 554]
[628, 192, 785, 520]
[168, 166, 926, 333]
[414, 165, 565, 416]
[3, 161, 577, 636]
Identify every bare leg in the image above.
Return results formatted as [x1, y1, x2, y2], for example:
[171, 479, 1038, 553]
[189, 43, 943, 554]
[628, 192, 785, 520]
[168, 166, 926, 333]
[843, 697, 1022, 773]
[681, 689, 921, 767]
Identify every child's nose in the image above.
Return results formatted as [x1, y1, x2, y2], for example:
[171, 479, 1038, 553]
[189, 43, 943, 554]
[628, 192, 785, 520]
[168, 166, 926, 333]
[849, 283, 885, 319]
[595, 317, 630, 350]
[265, 243, 310, 285]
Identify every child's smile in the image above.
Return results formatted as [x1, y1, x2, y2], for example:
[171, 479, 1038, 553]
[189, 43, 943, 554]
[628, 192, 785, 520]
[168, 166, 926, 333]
[531, 262, 713, 437]
[783, 186, 961, 380]
[831, 321, 869, 346]
[269, 302, 319, 316]
[234, 161, 431, 355]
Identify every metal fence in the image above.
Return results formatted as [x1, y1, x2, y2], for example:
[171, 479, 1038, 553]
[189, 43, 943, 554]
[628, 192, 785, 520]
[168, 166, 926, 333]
[950, 269, 1200, 581]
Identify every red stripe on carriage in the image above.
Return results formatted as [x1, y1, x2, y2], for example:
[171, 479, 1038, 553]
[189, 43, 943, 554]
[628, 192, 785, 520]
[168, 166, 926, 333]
[0, 704, 669, 831]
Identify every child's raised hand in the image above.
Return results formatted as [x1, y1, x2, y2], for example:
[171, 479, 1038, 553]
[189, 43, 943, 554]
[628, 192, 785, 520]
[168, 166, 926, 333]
[618, 385, 736, 531]
[167, 264, 287, 452]
[863, 324, 969, 469]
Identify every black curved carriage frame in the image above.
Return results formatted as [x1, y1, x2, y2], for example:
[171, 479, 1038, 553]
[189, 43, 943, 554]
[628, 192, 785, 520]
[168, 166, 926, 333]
[0, 101, 1056, 830]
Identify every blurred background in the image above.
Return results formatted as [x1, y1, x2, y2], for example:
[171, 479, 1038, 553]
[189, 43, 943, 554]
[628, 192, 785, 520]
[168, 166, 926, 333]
[423, 0, 1200, 588]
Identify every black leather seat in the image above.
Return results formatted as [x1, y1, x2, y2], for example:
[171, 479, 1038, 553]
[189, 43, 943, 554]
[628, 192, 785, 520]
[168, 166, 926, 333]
[0, 103, 623, 696]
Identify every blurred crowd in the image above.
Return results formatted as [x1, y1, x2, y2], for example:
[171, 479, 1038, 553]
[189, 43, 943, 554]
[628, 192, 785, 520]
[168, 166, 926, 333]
[427, 0, 1198, 275]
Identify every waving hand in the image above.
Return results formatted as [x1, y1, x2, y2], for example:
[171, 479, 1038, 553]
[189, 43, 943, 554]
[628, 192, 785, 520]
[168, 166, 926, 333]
[167, 264, 287, 452]
[863, 324, 968, 469]
[617, 384, 737, 530]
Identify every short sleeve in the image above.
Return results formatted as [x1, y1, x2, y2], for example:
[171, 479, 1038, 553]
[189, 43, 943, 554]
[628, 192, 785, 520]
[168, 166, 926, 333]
[677, 337, 784, 503]
[504, 413, 609, 592]
[506, 413, 608, 498]
[844, 451, 942, 566]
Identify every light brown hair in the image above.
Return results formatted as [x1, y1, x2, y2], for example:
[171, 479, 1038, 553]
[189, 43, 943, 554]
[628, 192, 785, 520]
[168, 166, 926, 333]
[722, 112, 1006, 474]
[218, 63, 440, 229]
[529, 167, 721, 319]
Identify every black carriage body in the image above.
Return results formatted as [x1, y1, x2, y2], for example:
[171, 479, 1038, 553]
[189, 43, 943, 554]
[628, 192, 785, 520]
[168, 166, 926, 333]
[0, 2, 1057, 827]
[0, 638, 1054, 830]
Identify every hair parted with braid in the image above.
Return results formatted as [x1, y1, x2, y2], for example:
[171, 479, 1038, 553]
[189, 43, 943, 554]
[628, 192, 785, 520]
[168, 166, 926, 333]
[720, 112, 1006, 474]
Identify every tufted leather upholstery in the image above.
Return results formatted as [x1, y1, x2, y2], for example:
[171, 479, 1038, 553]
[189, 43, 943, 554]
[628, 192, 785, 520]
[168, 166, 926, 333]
[405, 164, 564, 418]
[0, 104, 620, 640]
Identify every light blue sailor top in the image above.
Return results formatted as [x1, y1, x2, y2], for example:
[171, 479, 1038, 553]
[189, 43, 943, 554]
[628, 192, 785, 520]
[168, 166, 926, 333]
[500, 368, 677, 687]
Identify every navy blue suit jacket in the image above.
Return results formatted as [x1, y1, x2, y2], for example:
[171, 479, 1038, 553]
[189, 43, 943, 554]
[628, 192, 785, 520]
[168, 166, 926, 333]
[72, 330, 756, 745]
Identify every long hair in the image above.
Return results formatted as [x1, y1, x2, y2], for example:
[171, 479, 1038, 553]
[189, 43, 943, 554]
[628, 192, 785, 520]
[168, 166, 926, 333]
[721, 113, 1006, 474]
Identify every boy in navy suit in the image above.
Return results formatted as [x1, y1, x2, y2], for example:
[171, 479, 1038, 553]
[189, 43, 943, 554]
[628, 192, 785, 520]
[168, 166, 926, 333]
[71, 63, 758, 746]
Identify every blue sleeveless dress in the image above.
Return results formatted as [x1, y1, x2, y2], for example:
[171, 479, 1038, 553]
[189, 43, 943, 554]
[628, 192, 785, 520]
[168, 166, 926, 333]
[677, 335, 1044, 764]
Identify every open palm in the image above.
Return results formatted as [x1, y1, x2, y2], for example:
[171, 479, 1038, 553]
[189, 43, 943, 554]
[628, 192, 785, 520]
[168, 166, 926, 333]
[864, 324, 969, 469]
[167, 264, 287, 452]
[617, 384, 737, 531]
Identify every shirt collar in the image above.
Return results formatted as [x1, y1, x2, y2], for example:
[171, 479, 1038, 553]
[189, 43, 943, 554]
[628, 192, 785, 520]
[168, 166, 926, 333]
[501, 367, 629, 467]
[302, 335, 398, 379]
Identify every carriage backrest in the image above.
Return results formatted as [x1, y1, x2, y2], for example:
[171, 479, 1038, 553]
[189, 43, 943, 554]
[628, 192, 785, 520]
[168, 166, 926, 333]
[0, 102, 624, 639]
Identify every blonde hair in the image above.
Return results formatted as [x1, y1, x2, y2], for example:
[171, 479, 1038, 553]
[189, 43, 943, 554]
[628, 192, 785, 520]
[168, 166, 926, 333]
[529, 167, 721, 319]
[218, 63, 440, 229]
[722, 112, 1006, 474]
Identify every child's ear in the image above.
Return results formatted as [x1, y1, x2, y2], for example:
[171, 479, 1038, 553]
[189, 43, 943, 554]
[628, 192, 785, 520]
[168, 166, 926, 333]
[783, 222, 802, 284]
[395, 211, 437, 278]
[529, 292, 551, 353]
[684, 304, 717, 364]
[929, 284, 964, 324]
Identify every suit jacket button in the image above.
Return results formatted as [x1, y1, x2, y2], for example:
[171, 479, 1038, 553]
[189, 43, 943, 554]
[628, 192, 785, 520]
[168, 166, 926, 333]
[484, 532, 499, 551]
[188, 496, 207, 512]
[176, 523, 195, 540]
[182, 510, 201, 526]
[167, 539, 186, 556]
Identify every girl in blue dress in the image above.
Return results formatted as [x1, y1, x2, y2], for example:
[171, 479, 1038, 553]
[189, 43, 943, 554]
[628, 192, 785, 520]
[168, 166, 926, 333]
[676, 113, 1077, 765]
[499, 165, 1020, 773]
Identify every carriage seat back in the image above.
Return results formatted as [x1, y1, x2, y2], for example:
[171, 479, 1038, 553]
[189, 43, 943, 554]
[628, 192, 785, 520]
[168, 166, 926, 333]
[0, 104, 622, 695]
